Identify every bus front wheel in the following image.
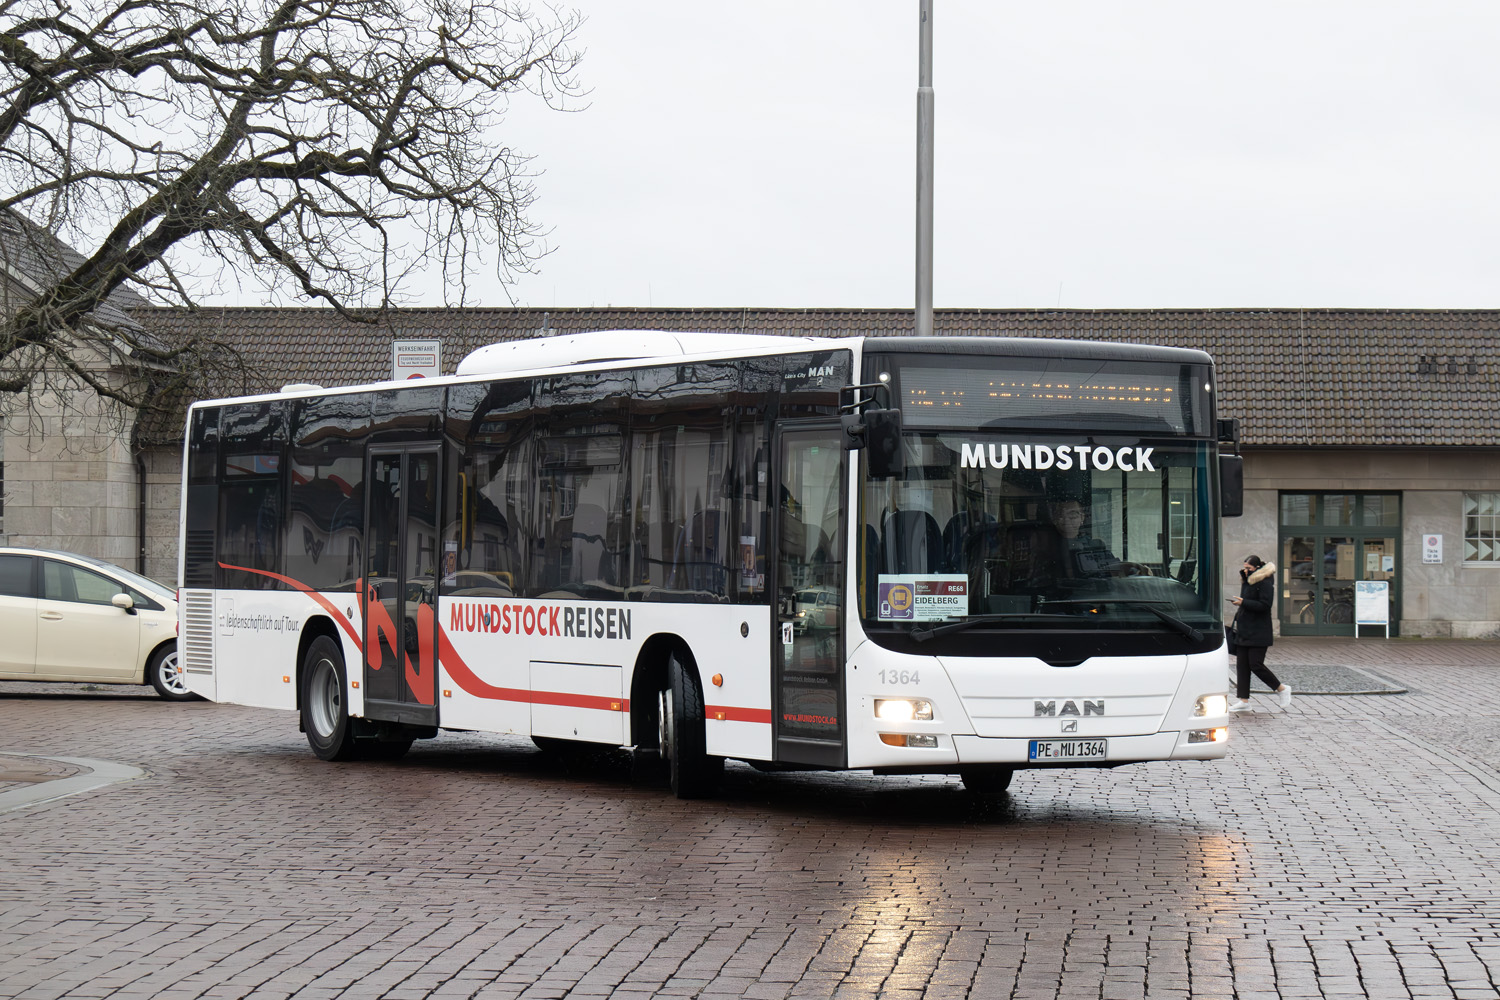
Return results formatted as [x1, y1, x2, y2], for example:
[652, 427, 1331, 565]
[659, 653, 722, 799]
[302, 636, 359, 761]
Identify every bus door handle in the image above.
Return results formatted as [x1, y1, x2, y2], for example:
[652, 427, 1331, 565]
[40, 611, 64, 621]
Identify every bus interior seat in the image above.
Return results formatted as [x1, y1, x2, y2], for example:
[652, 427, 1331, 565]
[941, 511, 998, 574]
[880, 510, 943, 575]
[1000, 521, 1058, 590]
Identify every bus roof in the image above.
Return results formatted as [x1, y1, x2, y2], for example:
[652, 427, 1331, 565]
[186, 332, 1213, 410]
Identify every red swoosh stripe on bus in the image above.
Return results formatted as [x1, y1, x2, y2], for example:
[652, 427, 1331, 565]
[436, 625, 629, 712]
[217, 562, 363, 648]
[213, 564, 768, 722]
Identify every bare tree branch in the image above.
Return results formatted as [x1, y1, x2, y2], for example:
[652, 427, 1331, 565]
[0, 0, 581, 414]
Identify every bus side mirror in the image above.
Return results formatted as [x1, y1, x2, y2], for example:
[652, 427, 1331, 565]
[1219, 454, 1243, 517]
[842, 408, 904, 479]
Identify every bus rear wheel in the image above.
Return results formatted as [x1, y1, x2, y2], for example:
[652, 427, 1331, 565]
[302, 636, 359, 761]
[659, 653, 722, 799]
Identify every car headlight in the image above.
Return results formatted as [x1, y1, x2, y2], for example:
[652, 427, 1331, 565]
[874, 698, 934, 722]
[1194, 693, 1228, 717]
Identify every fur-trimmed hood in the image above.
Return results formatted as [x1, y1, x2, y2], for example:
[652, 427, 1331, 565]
[1243, 562, 1276, 585]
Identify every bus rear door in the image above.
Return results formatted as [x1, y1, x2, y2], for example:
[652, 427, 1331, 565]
[362, 446, 441, 726]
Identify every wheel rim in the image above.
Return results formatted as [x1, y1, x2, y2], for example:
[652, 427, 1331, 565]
[309, 657, 341, 738]
[157, 651, 188, 695]
[658, 688, 675, 766]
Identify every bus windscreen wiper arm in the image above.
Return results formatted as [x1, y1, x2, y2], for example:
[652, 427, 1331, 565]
[910, 613, 1086, 642]
[1039, 598, 1203, 642]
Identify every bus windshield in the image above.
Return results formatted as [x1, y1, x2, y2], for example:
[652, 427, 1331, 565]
[859, 431, 1218, 634]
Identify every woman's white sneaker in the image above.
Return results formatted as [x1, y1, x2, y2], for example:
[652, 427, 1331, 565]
[1279, 685, 1293, 707]
[1228, 700, 1253, 713]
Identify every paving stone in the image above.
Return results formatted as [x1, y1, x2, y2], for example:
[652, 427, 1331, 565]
[1, 637, 1499, 998]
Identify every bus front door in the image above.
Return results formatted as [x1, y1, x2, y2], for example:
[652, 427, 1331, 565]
[772, 424, 847, 767]
[362, 447, 441, 726]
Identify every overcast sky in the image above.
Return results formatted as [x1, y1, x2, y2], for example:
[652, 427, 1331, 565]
[438, 2, 1500, 311]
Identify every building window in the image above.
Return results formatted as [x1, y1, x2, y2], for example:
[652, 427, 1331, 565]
[1464, 493, 1500, 564]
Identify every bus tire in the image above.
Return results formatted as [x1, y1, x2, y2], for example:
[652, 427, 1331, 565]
[960, 766, 1013, 794]
[660, 653, 722, 799]
[301, 636, 359, 762]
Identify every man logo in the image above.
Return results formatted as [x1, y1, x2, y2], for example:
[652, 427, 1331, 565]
[1034, 700, 1105, 717]
[1061, 720, 1079, 733]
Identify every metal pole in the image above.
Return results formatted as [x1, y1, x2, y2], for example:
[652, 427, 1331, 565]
[915, 0, 935, 338]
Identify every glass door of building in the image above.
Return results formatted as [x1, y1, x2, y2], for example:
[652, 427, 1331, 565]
[1278, 494, 1400, 636]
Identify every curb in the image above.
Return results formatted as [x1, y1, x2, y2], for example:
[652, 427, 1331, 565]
[0, 754, 146, 816]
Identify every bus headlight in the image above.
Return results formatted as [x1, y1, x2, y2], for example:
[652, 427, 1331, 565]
[874, 698, 933, 722]
[1194, 694, 1228, 717]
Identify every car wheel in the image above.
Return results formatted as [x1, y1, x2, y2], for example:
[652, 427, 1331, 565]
[147, 644, 194, 701]
[301, 636, 359, 761]
[659, 652, 722, 799]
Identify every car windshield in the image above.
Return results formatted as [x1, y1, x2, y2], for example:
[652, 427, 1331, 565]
[858, 432, 1218, 632]
[77, 555, 175, 602]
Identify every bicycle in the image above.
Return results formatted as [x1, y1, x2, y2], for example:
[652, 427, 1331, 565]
[1295, 587, 1354, 625]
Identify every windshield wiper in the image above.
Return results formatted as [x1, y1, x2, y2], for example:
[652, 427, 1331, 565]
[910, 612, 1087, 642]
[1038, 598, 1203, 642]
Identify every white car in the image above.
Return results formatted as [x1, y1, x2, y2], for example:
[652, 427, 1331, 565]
[0, 547, 187, 700]
[793, 586, 839, 633]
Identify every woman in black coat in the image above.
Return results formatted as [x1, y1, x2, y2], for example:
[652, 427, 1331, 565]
[1228, 554, 1292, 712]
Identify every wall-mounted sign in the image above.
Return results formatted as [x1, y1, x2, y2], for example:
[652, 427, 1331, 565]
[1422, 534, 1442, 564]
[393, 339, 441, 380]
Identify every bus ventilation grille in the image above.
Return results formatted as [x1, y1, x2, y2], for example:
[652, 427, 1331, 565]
[182, 591, 216, 676]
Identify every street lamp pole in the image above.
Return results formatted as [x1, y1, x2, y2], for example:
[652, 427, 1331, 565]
[915, 0, 935, 338]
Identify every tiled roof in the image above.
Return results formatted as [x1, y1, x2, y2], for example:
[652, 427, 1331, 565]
[0, 209, 157, 347]
[144, 306, 1500, 448]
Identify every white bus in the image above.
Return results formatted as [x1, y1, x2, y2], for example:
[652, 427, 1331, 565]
[177, 331, 1238, 796]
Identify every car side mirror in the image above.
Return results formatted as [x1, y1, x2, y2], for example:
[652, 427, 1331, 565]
[111, 593, 137, 614]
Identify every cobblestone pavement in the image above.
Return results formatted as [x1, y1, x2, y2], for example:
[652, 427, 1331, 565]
[1, 637, 1498, 999]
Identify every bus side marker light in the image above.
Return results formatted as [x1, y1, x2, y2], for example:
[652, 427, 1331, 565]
[351, 681, 359, 689]
[713, 710, 726, 721]
[611, 701, 622, 711]
[282, 676, 290, 683]
[711, 674, 723, 687]
[444, 689, 452, 698]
